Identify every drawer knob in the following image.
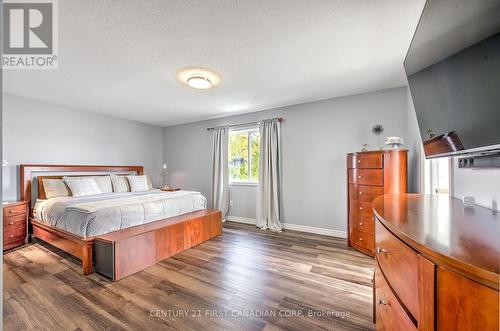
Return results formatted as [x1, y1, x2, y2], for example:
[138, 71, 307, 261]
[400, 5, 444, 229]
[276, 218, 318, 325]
[359, 207, 363, 210]
[377, 247, 389, 254]
[359, 238, 363, 241]
[357, 160, 361, 163]
[8, 222, 14, 225]
[359, 191, 363, 195]
[358, 175, 362, 179]
[359, 222, 363, 226]
[378, 299, 387, 305]
[9, 235, 14, 238]
[9, 210, 15, 214]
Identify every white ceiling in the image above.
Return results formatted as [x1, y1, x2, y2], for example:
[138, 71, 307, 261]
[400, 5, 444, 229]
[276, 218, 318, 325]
[4, 0, 426, 127]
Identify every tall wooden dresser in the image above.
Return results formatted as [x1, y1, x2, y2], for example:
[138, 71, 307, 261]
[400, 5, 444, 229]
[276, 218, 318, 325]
[346, 150, 407, 256]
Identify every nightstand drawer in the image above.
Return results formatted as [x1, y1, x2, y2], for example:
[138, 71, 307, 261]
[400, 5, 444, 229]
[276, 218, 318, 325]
[4, 227, 26, 244]
[4, 203, 27, 217]
[4, 214, 27, 229]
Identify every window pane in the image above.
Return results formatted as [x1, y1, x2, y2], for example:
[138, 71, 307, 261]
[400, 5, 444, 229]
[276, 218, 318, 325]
[250, 131, 260, 181]
[228, 128, 260, 183]
[229, 131, 249, 182]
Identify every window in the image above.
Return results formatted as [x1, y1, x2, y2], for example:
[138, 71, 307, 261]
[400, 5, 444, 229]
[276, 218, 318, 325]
[424, 157, 451, 195]
[228, 127, 260, 184]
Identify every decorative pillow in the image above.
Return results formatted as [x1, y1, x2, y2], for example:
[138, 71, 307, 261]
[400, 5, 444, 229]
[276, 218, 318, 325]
[110, 174, 130, 192]
[63, 177, 102, 197]
[65, 176, 113, 194]
[146, 175, 154, 190]
[42, 179, 71, 199]
[92, 176, 113, 193]
[127, 175, 150, 192]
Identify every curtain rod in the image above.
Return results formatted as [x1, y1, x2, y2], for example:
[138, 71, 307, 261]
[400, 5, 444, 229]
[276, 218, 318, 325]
[206, 117, 283, 131]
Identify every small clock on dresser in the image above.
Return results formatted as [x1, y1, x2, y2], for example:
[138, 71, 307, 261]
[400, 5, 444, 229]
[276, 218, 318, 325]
[3, 201, 28, 251]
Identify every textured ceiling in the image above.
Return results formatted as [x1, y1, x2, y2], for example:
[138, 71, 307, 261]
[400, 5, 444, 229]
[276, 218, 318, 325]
[4, 0, 426, 127]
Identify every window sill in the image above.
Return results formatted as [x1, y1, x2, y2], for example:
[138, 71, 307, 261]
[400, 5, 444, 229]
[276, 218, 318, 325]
[229, 182, 258, 187]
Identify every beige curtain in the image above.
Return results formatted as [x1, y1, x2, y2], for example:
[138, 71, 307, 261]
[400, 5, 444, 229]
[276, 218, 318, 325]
[256, 119, 282, 232]
[211, 127, 229, 220]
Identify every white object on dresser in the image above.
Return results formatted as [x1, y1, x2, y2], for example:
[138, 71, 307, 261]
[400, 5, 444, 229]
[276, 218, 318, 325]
[385, 136, 404, 149]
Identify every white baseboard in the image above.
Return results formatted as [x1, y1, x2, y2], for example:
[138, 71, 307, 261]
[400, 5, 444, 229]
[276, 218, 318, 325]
[226, 216, 256, 225]
[226, 216, 347, 238]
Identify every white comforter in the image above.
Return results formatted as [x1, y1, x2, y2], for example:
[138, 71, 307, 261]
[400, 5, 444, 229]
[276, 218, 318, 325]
[34, 190, 207, 238]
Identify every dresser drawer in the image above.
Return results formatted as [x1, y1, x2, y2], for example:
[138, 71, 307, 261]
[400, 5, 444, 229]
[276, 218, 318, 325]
[4, 227, 26, 244]
[350, 201, 374, 221]
[4, 203, 27, 217]
[375, 264, 417, 331]
[350, 216, 374, 235]
[347, 153, 383, 169]
[349, 184, 384, 203]
[375, 218, 418, 320]
[4, 214, 26, 230]
[348, 169, 383, 186]
[350, 227, 374, 253]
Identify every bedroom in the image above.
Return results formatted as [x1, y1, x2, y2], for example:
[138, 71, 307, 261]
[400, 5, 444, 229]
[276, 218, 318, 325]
[1, 0, 499, 330]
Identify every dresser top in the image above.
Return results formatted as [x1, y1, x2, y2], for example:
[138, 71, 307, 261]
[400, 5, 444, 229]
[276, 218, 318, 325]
[3, 201, 28, 207]
[347, 149, 408, 156]
[374, 194, 499, 289]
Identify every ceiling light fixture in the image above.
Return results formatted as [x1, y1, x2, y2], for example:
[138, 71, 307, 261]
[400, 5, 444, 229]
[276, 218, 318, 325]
[187, 75, 212, 89]
[177, 67, 221, 90]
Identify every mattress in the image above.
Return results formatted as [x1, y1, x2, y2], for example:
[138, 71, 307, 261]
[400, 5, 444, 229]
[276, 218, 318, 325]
[33, 190, 207, 238]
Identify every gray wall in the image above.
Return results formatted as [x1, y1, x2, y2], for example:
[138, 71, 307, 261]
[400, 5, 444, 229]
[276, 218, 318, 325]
[452, 159, 500, 211]
[2, 94, 163, 201]
[163, 87, 409, 232]
[406, 88, 423, 193]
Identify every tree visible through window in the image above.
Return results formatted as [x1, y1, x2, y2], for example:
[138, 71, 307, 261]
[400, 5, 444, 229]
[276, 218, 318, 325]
[228, 128, 259, 183]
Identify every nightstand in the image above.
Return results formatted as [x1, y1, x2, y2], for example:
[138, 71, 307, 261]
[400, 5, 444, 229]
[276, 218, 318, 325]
[160, 187, 181, 192]
[3, 201, 28, 251]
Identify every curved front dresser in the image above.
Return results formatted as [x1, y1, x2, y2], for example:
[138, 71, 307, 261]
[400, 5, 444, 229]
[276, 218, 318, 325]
[373, 194, 499, 331]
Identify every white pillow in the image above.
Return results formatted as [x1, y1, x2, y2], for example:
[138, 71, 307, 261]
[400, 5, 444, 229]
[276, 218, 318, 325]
[65, 176, 113, 194]
[63, 177, 102, 197]
[146, 175, 154, 190]
[42, 179, 71, 199]
[127, 175, 150, 192]
[93, 176, 113, 193]
[110, 174, 130, 192]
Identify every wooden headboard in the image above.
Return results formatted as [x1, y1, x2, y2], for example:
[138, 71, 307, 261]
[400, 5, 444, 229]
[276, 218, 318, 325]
[20, 164, 144, 211]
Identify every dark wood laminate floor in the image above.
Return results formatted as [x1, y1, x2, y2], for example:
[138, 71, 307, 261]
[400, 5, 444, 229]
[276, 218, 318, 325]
[4, 222, 375, 331]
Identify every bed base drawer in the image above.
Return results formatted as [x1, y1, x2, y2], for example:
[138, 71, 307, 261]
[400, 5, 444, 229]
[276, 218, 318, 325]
[95, 210, 222, 281]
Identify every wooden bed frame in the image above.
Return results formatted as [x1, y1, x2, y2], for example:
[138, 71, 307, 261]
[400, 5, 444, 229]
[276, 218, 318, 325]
[21, 164, 222, 279]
